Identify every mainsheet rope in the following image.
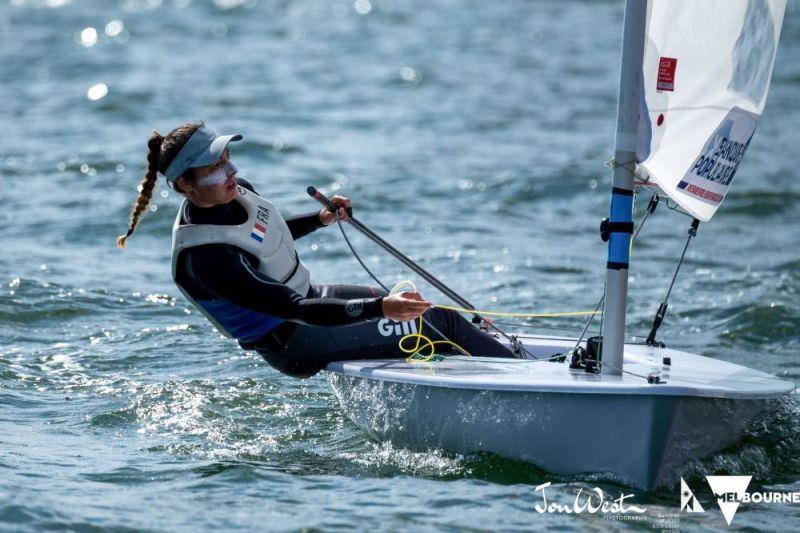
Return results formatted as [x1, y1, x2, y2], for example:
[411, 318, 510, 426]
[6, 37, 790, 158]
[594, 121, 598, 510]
[334, 215, 604, 364]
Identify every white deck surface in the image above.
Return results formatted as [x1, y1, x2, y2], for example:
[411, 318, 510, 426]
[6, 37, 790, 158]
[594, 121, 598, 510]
[326, 338, 795, 399]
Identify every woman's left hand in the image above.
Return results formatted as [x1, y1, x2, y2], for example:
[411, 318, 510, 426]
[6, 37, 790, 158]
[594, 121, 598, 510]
[319, 195, 352, 226]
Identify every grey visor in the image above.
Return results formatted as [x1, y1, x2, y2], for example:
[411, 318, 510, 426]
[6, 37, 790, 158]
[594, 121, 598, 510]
[163, 125, 242, 185]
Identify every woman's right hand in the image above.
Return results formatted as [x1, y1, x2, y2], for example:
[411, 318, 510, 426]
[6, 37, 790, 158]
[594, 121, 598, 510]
[381, 291, 433, 321]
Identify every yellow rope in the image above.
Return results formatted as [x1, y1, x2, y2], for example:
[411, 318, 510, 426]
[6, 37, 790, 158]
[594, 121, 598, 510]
[389, 281, 472, 362]
[433, 304, 601, 318]
[388, 280, 599, 363]
[399, 314, 472, 363]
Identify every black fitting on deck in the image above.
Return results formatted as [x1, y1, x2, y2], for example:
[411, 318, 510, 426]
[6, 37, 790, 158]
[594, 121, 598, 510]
[569, 336, 603, 373]
[645, 302, 668, 347]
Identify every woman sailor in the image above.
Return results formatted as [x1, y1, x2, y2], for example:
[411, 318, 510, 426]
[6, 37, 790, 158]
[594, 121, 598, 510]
[117, 122, 514, 377]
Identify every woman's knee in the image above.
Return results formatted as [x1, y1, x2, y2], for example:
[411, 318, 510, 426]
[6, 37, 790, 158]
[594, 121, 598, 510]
[425, 307, 465, 333]
[256, 349, 323, 379]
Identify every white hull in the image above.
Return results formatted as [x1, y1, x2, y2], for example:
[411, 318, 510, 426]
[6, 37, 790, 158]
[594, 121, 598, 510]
[326, 337, 794, 490]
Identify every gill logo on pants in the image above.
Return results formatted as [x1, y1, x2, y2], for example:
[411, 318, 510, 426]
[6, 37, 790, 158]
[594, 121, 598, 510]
[377, 319, 418, 337]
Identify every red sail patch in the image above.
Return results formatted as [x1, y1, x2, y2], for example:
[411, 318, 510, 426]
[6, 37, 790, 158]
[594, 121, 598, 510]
[657, 57, 677, 92]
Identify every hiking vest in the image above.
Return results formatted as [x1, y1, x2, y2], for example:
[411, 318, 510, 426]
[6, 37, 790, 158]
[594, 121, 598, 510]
[171, 186, 311, 342]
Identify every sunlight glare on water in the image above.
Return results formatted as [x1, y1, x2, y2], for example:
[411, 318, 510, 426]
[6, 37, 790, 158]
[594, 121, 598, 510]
[1, 0, 799, 530]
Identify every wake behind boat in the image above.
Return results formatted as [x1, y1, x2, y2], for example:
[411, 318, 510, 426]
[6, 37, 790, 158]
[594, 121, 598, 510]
[323, 0, 795, 490]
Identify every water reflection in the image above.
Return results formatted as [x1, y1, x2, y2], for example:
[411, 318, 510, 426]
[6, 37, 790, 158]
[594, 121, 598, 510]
[79, 26, 97, 47]
[86, 83, 108, 101]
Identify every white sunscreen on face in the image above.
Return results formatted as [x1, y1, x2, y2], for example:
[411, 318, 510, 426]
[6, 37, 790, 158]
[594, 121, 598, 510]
[196, 161, 237, 188]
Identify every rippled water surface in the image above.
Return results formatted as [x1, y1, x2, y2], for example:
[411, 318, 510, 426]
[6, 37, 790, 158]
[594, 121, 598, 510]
[1, 0, 799, 530]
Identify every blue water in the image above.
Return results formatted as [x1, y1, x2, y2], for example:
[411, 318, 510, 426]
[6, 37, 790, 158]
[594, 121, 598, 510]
[1, 0, 799, 530]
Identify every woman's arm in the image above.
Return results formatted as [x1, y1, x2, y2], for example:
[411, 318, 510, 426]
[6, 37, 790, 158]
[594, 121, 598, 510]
[284, 211, 325, 240]
[186, 244, 383, 326]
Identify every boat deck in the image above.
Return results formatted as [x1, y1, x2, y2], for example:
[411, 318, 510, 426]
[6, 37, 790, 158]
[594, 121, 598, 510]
[326, 336, 795, 399]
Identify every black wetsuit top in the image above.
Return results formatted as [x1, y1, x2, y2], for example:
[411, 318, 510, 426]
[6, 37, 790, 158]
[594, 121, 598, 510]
[174, 179, 384, 333]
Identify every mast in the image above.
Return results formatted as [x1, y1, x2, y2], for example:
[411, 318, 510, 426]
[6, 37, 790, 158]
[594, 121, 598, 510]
[601, 0, 647, 376]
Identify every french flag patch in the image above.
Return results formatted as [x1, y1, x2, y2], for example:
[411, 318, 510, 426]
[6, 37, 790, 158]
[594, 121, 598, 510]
[251, 223, 266, 242]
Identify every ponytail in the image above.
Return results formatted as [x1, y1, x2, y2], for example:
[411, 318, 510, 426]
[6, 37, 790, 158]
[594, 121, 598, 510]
[116, 132, 163, 248]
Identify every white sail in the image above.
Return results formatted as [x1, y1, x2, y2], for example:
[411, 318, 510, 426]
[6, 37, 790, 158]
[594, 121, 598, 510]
[635, 0, 786, 221]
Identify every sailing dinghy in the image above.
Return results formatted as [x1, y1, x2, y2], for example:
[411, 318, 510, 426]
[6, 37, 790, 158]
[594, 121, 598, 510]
[324, 0, 795, 490]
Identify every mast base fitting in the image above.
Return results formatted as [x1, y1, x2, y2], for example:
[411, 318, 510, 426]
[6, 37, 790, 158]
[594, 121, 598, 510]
[569, 336, 603, 373]
[586, 336, 603, 360]
[570, 347, 587, 369]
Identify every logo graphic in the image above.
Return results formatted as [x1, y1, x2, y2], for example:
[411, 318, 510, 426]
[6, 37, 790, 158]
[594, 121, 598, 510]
[345, 299, 365, 317]
[377, 319, 418, 337]
[680, 477, 704, 513]
[250, 222, 266, 242]
[657, 56, 678, 92]
[533, 482, 647, 515]
[706, 475, 752, 526]
[677, 107, 758, 206]
[252, 204, 271, 242]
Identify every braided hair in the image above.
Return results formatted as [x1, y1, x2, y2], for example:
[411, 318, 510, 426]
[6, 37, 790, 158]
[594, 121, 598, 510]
[116, 121, 203, 248]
